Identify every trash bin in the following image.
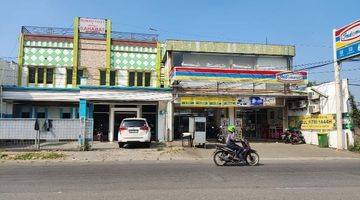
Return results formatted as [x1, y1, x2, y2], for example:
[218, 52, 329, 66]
[318, 133, 329, 148]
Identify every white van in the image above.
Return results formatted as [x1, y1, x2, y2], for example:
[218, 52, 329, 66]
[117, 118, 151, 148]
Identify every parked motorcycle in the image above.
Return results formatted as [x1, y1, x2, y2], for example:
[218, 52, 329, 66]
[213, 138, 259, 166]
[281, 129, 305, 144]
[95, 124, 105, 142]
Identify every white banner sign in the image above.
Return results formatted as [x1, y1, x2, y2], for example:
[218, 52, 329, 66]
[264, 97, 276, 106]
[79, 18, 106, 34]
[236, 97, 251, 107]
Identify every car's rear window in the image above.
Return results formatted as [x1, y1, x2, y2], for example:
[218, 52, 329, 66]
[122, 120, 146, 127]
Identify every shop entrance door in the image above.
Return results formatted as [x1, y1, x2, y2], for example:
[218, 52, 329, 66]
[109, 108, 140, 142]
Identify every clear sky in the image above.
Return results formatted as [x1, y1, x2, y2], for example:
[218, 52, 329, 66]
[0, 0, 359, 98]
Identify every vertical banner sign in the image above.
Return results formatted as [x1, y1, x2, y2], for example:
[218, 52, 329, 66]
[79, 18, 106, 34]
[335, 19, 360, 61]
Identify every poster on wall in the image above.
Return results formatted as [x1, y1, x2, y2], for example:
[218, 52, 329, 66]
[79, 17, 106, 34]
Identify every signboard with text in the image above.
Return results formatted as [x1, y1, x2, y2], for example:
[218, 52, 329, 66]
[335, 19, 360, 61]
[79, 18, 106, 34]
[288, 114, 335, 131]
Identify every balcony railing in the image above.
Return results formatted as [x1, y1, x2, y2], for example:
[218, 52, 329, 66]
[21, 26, 158, 42]
[22, 26, 74, 37]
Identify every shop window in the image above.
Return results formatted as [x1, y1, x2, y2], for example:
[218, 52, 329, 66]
[61, 113, 71, 119]
[110, 71, 116, 86]
[36, 112, 46, 118]
[100, 70, 106, 85]
[21, 112, 30, 118]
[28, 67, 36, 83]
[128, 71, 151, 87]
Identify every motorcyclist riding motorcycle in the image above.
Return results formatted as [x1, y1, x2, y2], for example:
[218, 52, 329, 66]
[226, 125, 243, 160]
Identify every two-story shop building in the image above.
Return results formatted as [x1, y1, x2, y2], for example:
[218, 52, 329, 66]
[163, 40, 308, 141]
[2, 18, 172, 142]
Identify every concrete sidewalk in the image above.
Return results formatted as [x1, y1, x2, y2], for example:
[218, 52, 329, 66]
[2, 141, 359, 163]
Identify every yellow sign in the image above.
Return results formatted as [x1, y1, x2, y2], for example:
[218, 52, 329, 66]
[180, 96, 236, 107]
[298, 114, 335, 130]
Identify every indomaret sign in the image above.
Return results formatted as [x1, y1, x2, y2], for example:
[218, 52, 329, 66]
[334, 19, 360, 61]
[79, 17, 106, 34]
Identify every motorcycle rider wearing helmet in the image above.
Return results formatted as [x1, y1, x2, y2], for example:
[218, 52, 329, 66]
[226, 125, 243, 160]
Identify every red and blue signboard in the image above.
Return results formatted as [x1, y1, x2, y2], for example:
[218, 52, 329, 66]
[170, 67, 308, 84]
[335, 20, 360, 61]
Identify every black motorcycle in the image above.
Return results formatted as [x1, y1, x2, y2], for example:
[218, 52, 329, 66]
[213, 138, 259, 166]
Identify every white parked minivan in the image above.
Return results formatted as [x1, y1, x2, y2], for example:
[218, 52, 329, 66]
[118, 118, 151, 148]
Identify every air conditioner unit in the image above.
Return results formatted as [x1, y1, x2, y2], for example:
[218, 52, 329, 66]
[309, 104, 320, 114]
[308, 91, 320, 100]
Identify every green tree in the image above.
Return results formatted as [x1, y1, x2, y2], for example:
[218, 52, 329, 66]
[349, 94, 360, 128]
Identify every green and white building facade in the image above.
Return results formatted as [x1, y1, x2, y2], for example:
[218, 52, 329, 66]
[2, 18, 173, 142]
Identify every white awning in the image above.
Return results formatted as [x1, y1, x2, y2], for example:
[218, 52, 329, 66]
[3, 89, 172, 102]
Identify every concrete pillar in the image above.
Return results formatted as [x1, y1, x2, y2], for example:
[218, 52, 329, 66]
[228, 107, 235, 125]
[79, 99, 87, 119]
[166, 101, 173, 141]
[283, 98, 288, 132]
[157, 101, 167, 142]
[109, 104, 114, 142]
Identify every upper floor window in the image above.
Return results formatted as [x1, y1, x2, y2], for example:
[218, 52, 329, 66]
[67, 69, 83, 85]
[28, 67, 53, 85]
[128, 71, 151, 87]
[100, 70, 106, 85]
[100, 70, 116, 86]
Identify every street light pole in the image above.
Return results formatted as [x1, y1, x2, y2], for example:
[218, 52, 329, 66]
[333, 29, 344, 150]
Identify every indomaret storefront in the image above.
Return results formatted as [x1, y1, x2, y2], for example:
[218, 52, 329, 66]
[163, 40, 308, 141]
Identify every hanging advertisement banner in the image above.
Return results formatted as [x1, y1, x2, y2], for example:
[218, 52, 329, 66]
[276, 72, 306, 84]
[180, 96, 236, 107]
[236, 97, 251, 107]
[171, 67, 308, 85]
[79, 18, 106, 34]
[263, 97, 276, 106]
[334, 19, 360, 61]
[250, 97, 263, 106]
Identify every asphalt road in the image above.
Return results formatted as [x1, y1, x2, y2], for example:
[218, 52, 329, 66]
[1, 160, 360, 200]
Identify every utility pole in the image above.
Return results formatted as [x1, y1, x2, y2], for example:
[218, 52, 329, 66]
[332, 29, 344, 150]
[0, 61, 3, 119]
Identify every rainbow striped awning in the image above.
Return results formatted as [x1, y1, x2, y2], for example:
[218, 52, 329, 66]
[170, 67, 308, 84]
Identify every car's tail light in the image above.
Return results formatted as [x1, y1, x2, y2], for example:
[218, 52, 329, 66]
[119, 126, 127, 131]
[140, 125, 149, 131]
